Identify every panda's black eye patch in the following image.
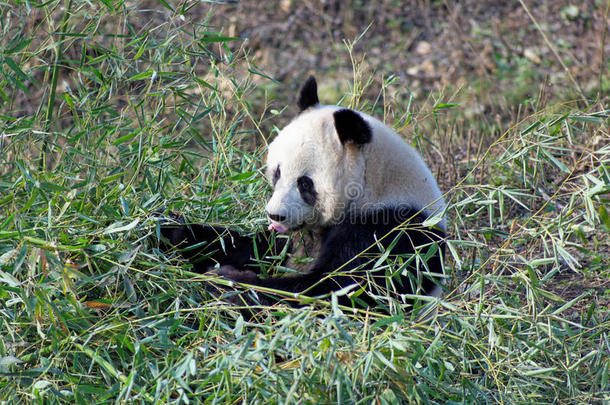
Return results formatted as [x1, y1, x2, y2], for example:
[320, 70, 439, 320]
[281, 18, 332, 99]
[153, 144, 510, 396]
[297, 176, 312, 191]
[297, 176, 317, 206]
[272, 166, 281, 186]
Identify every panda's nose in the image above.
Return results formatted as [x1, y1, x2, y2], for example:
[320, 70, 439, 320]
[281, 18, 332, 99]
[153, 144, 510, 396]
[267, 212, 286, 222]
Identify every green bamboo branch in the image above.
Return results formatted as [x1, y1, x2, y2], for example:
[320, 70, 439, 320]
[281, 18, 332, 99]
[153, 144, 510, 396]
[39, 0, 73, 171]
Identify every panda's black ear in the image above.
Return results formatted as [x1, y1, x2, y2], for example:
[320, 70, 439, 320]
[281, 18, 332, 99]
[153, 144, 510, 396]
[333, 109, 372, 145]
[297, 76, 319, 111]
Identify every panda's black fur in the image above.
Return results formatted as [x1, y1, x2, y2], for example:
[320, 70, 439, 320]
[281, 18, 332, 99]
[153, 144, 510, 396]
[159, 77, 446, 310]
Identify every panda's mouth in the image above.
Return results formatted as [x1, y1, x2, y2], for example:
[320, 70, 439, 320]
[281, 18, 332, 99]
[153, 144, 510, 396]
[268, 221, 305, 233]
[268, 222, 288, 233]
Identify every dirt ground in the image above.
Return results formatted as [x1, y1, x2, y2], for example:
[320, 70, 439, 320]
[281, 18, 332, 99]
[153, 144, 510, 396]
[207, 0, 608, 114]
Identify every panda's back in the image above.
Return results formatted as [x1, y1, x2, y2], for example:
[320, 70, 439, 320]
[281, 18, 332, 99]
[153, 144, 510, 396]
[356, 113, 446, 230]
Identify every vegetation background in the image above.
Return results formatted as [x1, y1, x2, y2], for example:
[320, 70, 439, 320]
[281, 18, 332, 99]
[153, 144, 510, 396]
[0, 0, 608, 403]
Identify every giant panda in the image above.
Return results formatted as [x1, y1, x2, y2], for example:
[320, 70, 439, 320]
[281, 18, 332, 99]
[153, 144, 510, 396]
[160, 76, 446, 310]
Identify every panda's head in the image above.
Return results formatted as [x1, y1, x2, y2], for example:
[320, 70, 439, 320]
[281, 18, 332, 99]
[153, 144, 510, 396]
[265, 76, 372, 232]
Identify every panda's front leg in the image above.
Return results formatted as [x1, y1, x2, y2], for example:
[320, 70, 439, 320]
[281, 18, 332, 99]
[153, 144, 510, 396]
[216, 265, 259, 283]
[215, 264, 327, 307]
[214, 221, 386, 308]
[158, 216, 284, 274]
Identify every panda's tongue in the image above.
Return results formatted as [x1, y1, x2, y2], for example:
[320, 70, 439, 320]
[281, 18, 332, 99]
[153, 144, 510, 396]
[268, 222, 288, 233]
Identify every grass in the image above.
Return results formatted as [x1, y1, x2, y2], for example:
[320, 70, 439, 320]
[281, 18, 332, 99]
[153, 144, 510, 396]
[1, 1, 609, 404]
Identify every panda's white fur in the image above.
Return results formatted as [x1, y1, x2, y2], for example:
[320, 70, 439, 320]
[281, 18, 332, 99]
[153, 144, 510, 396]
[265, 105, 446, 233]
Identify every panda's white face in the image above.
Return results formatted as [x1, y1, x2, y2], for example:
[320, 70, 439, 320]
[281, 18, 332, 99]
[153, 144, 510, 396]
[265, 106, 366, 232]
[263, 76, 446, 233]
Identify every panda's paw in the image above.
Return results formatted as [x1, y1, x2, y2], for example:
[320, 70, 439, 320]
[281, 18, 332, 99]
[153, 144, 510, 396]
[217, 265, 259, 284]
